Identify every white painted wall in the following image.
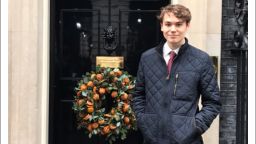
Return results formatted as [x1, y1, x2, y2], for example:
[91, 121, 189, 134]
[8, 0, 49, 143]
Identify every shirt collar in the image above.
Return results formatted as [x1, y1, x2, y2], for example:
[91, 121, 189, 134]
[163, 42, 180, 57]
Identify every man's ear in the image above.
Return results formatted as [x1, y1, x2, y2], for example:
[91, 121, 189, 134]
[186, 22, 190, 28]
[160, 22, 163, 31]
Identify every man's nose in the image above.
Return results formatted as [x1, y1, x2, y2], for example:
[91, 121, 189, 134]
[170, 25, 176, 32]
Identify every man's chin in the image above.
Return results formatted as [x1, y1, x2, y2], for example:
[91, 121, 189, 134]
[167, 40, 178, 44]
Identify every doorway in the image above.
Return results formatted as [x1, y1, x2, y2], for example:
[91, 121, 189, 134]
[49, 0, 169, 143]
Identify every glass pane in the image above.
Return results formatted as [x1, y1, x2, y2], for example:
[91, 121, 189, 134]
[60, 10, 100, 77]
[120, 10, 163, 75]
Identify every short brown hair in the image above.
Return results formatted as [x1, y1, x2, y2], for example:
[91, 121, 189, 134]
[158, 4, 191, 24]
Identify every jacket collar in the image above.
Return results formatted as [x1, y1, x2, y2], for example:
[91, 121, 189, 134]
[155, 38, 189, 56]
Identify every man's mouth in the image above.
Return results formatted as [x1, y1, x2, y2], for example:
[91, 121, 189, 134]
[168, 35, 178, 38]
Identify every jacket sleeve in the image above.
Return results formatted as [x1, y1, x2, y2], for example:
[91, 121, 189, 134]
[132, 56, 146, 120]
[131, 56, 158, 143]
[196, 55, 221, 133]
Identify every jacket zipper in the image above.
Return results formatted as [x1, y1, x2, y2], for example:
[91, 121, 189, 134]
[174, 73, 179, 96]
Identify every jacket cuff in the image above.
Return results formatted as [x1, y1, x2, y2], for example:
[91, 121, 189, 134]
[195, 119, 208, 134]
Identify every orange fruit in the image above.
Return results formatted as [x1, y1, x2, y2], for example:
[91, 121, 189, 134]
[111, 109, 115, 115]
[87, 107, 94, 113]
[122, 82, 126, 87]
[103, 126, 110, 134]
[122, 103, 129, 112]
[111, 91, 118, 98]
[104, 114, 112, 118]
[112, 77, 118, 83]
[99, 88, 106, 95]
[93, 86, 97, 93]
[87, 81, 94, 87]
[121, 93, 128, 100]
[109, 124, 117, 130]
[98, 119, 105, 125]
[115, 70, 122, 77]
[124, 117, 130, 124]
[92, 122, 99, 129]
[123, 77, 130, 84]
[128, 85, 134, 90]
[96, 74, 103, 81]
[87, 124, 93, 132]
[80, 84, 87, 91]
[93, 93, 100, 101]
[109, 71, 115, 76]
[83, 114, 92, 120]
[86, 101, 93, 107]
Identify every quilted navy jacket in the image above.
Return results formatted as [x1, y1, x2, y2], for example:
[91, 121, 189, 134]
[132, 39, 221, 144]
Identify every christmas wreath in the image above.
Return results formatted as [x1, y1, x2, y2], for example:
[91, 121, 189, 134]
[72, 67, 137, 143]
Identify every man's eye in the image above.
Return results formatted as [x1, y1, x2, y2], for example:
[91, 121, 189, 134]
[165, 23, 171, 27]
[176, 23, 182, 27]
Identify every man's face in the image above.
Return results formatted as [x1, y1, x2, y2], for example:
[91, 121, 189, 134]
[161, 12, 189, 47]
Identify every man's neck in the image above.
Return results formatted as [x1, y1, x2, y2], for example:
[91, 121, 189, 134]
[167, 39, 185, 50]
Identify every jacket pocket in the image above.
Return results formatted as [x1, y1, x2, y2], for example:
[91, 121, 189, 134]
[173, 72, 200, 101]
[137, 113, 158, 143]
[171, 115, 201, 143]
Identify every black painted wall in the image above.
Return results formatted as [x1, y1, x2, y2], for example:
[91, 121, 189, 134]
[219, 0, 248, 143]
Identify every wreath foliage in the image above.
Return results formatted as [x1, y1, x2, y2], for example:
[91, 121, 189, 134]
[73, 67, 137, 143]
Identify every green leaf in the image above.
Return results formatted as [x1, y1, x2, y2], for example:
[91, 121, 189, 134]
[96, 66, 101, 72]
[81, 91, 88, 97]
[101, 108, 105, 113]
[116, 129, 120, 134]
[116, 122, 121, 127]
[114, 115, 120, 121]
[88, 133, 92, 138]
[83, 77, 89, 83]
[121, 133, 126, 140]
[93, 129, 97, 134]
[92, 115, 99, 119]
[89, 116, 93, 121]
[111, 136, 116, 142]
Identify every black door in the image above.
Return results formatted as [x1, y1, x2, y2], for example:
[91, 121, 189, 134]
[49, 0, 169, 144]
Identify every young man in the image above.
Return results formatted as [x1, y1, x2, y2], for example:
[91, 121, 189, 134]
[132, 4, 221, 144]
